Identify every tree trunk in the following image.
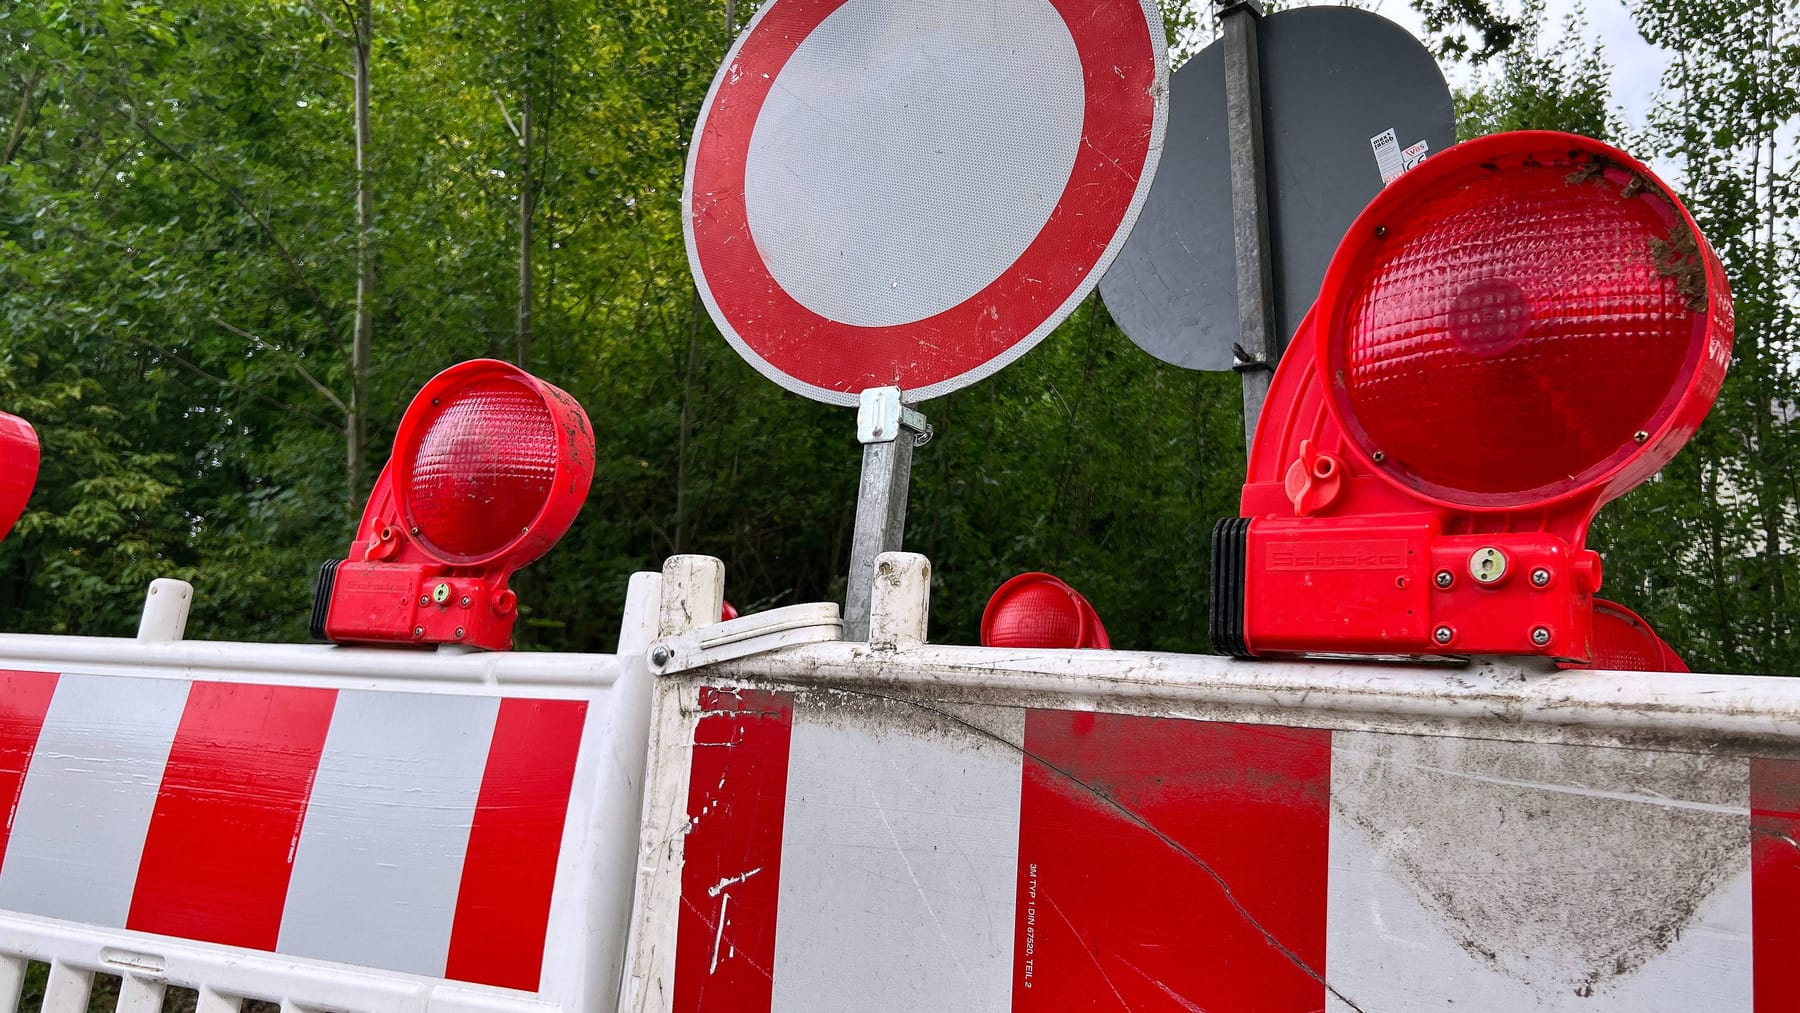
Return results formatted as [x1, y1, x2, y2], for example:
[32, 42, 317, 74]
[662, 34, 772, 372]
[674, 297, 701, 554]
[348, 0, 374, 513]
[672, 0, 738, 552]
[517, 89, 534, 366]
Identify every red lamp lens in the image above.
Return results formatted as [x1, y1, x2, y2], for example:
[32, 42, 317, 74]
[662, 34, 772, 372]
[403, 376, 559, 563]
[1321, 136, 1723, 508]
[981, 573, 1110, 649]
[0, 411, 40, 543]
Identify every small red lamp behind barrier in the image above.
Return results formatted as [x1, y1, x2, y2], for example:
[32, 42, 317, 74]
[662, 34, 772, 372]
[981, 573, 1111, 649]
[312, 359, 594, 650]
[0, 411, 39, 543]
[1212, 131, 1732, 662]
[1563, 600, 1689, 673]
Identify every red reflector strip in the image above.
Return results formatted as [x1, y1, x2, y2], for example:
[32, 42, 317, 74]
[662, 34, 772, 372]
[0, 670, 59, 879]
[1015, 711, 1332, 1012]
[1752, 757, 1800, 1011]
[445, 697, 589, 991]
[126, 682, 338, 949]
[673, 688, 793, 1013]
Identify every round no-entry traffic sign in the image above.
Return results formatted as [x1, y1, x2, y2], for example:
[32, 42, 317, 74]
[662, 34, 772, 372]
[685, 0, 1168, 406]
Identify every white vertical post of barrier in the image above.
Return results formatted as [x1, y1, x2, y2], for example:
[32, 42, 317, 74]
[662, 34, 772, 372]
[537, 567, 664, 1013]
[868, 551, 931, 652]
[136, 578, 194, 643]
[658, 556, 724, 639]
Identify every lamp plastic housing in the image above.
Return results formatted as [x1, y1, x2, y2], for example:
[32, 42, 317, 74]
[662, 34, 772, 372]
[1210, 132, 1731, 662]
[981, 572, 1111, 649]
[313, 359, 594, 651]
[0, 411, 40, 543]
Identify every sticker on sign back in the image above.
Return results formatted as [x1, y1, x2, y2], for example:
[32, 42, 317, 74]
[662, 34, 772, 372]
[1403, 139, 1431, 171]
[1370, 127, 1430, 185]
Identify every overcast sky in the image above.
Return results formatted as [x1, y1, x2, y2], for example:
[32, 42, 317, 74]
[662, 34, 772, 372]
[1365, 0, 1673, 129]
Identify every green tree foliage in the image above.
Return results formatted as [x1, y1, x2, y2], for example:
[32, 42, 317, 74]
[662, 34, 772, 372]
[0, 0, 1793, 671]
[1452, 1, 1800, 670]
[1598, 0, 1800, 672]
[1456, 0, 1615, 140]
[1412, 0, 1522, 61]
[0, 0, 1242, 650]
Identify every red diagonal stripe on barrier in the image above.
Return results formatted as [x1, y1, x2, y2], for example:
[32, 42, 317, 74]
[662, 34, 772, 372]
[1752, 757, 1800, 1012]
[126, 681, 338, 949]
[0, 669, 59, 879]
[445, 696, 589, 991]
[674, 688, 794, 1013]
[1015, 711, 1332, 1012]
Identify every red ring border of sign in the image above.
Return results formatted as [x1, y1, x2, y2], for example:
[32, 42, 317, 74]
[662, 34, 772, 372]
[685, 0, 1169, 407]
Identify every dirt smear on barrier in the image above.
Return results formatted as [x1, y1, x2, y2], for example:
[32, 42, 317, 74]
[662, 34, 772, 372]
[1332, 731, 1747, 995]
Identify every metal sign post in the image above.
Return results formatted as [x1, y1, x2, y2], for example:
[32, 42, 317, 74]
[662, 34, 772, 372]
[843, 387, 929, 642]
[1218, 0, 1280, 447]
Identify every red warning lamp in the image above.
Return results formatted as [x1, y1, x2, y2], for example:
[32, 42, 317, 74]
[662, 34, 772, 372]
[1212, 132, 1731, 662]
[1563, 600, 1688, 673]
[0, 411, 40, 543]
[981, 573, 1111, 649]
[312, 359, 594, 650]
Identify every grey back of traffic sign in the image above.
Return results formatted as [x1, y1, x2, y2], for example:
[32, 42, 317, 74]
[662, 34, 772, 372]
[1100, 6, 1455, 371]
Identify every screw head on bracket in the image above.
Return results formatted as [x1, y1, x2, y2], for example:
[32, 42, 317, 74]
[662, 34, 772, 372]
[649, 644, 673, 667]
[1434, 626, 1454, 646]
[1531, 626, 1552, 646]
[1434, 569, 1454, 589]
[1530, 567, 1552, 588]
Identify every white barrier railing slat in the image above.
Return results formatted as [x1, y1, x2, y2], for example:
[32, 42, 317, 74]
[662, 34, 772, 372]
[0, 955, 23, 1013]
[117, 973, 166, 1013]
[198, 985, 244, 1013]
[42, 961, 93, 1013]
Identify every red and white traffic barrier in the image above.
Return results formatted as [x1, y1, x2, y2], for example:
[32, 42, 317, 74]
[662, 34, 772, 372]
[0, 572, 662, 1013]
[0, 670, 583, 988]
[622, 557, 1800, 1013]
[648, 690, 1800, 1013]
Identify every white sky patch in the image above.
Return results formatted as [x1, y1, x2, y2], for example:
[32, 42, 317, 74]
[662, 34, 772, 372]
[1177, 1, 1676, 134]
[1365, 0, 1671, 130]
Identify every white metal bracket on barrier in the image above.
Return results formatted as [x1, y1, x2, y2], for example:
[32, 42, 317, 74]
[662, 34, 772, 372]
[645, 554, 843, 676]
[645, 603, 843, 676]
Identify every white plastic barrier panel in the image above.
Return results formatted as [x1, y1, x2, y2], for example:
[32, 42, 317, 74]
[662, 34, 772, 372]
[622, 565, 1800, 1013]
[0, 572, 662, 1013]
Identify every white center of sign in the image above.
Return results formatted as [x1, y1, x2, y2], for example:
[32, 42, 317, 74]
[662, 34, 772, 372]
[743, 0, 1086, 329]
